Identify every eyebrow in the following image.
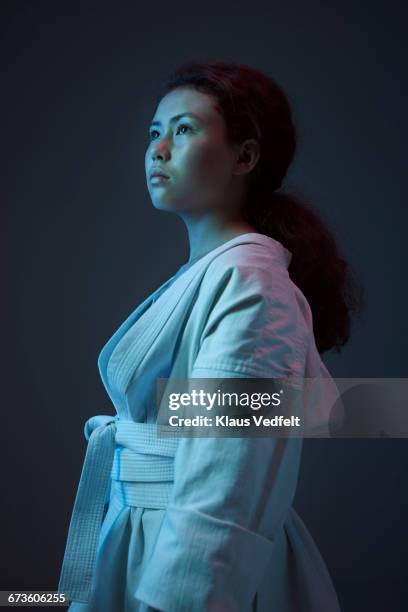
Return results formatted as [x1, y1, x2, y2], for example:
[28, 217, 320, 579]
[149, 112, 202, 129]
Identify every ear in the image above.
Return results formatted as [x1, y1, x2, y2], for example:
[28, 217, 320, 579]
[232, 139, 260, 176]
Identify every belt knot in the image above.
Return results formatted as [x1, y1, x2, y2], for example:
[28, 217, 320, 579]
[57, 415, 179, 603]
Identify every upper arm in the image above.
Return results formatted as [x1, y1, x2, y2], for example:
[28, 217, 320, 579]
[192, 258, 306, 379]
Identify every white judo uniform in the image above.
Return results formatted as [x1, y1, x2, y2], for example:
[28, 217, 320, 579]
[58, 232, 342, 612]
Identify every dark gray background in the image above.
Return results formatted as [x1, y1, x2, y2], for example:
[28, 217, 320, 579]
[3, 1, 407, 610]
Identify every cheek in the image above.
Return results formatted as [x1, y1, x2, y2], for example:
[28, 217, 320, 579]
[186, 141, 230, 185]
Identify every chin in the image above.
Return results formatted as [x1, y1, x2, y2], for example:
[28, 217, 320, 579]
[150, 199, 181, 213]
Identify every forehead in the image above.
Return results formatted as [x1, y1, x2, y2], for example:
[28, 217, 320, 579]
[152, 86, 222, 124]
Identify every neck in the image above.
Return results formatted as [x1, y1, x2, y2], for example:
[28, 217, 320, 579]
[180, 211, 258, 263]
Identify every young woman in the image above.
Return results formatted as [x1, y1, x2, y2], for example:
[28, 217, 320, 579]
[59, 60, 362, 611]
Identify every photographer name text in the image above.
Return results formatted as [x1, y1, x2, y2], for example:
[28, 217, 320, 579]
[167, 415, 301, 427]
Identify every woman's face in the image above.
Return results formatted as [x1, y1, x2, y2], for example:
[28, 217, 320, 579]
[145, 86, 238, 215]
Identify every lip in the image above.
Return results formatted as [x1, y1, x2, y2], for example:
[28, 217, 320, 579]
[150, 175, 170, 185]
[149, 174, 170, 187]
[149, 167, 170, 179]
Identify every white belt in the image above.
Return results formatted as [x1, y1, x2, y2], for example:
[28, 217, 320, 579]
[57, 415, 179, 603]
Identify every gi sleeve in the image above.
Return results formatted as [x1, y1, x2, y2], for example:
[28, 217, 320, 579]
[135, 261, 307, 612]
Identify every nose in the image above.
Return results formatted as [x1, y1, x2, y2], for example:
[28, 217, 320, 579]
[151, 141, 170, 162]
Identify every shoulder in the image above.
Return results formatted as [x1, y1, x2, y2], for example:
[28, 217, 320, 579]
[191, 241, 313, 379]
[195, 239, 315, 367]
[206, 240, 289, 271]
[199, 241, 293, 302]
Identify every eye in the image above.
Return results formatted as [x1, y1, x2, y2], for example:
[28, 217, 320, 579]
[176, 123, 192, 135]
[148, 124, 192, 141]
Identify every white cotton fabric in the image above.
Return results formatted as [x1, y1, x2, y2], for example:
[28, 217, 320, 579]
[64, 232, 341, 612]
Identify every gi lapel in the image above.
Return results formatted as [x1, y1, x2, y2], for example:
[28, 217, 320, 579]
[97, 274, 178, 401]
